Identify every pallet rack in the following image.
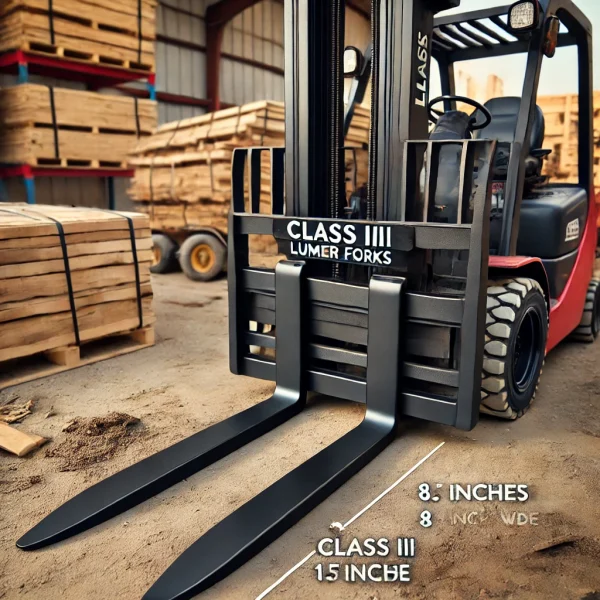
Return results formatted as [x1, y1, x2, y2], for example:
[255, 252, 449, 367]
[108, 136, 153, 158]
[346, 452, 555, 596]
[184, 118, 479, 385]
[0, 50, 155, 205]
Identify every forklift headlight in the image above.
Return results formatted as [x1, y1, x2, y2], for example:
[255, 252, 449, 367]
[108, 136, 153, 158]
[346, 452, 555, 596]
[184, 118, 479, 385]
[343, 46, 363, 78]
[508, 0, 540, 32]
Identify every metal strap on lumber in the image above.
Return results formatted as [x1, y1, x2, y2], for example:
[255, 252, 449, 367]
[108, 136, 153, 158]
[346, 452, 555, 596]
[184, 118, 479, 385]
[47, 86, 60, 159]
[93, 209, 144, 330]
[47, 0, 55, 45]
[137, 0, 143, 64]
[134, 98, 141, 139]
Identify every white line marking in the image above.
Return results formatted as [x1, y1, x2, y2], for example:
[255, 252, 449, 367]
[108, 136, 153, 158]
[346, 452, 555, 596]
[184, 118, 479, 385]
[343, 441, 445, 528]
[255, 550, 316, 600]
[255, 441, 445, 599]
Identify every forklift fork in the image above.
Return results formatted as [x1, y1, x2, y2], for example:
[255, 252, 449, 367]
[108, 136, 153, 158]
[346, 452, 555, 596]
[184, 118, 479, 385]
[17, 261, 308, 551]
[143, 274, 404, 600]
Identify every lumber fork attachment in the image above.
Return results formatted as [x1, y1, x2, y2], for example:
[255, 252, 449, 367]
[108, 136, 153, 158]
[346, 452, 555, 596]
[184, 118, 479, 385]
[17, 138, 496, 600]
[18, 2, 498, 598]
[141, 138, 495, 599]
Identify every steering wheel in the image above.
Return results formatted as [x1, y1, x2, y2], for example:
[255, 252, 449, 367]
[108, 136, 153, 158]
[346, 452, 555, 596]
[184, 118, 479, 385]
[428, 95, 492, 131]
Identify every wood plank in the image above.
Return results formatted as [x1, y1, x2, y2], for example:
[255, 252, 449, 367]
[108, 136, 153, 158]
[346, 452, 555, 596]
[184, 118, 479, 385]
[0, 238, 152, 266]
[0, 263, 152, 303]
[0, 282, 153, 323]
[0, 125, 146, 165]
[0, 10, 156, 67]
[0, 422, 47, 457]
[0, 296, 155, 361]
[0, 0, 157, 40]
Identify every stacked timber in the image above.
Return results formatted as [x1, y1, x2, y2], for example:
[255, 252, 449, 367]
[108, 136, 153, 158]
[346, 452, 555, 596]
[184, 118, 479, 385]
[128, 101, 371, 236]
[537, 92, 600, 188]
[0, 204, 155, 369]
[0, 0, 157, 72]
[0, 84, 157, 167]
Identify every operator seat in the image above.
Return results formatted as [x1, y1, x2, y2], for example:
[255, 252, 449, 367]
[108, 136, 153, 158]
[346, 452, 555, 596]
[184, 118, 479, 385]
[472, 97, 550, 184]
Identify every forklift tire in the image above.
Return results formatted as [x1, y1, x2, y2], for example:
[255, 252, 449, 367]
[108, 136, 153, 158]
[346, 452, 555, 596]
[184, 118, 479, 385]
[151, 233, 178, 274]
[179, 234, 226, 282]
[480, 278, 548, 420]
[571, 280, 600, 343]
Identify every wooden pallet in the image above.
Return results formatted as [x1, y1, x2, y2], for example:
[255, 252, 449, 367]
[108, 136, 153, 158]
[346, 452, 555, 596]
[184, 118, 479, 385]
[0, 326, 154, 392]
[32, 158, 129, 169]
[19, 41, 154, 72]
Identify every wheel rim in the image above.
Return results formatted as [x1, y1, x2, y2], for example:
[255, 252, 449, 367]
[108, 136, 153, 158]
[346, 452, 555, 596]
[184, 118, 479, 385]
[512, 307, 544, 393]
[152, 246, 162, 267]
[190, 244, 216, 273]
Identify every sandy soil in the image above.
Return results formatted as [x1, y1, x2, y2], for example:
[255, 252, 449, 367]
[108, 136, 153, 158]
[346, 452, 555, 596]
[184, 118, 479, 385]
[1, 272, 599, 600]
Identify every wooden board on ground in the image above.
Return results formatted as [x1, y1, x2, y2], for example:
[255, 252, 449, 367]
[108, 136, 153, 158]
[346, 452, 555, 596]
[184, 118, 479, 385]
[0, 422, 47, 457]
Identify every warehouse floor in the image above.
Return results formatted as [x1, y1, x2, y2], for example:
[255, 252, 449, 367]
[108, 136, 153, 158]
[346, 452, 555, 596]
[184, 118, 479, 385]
[1, 273, 600, 600]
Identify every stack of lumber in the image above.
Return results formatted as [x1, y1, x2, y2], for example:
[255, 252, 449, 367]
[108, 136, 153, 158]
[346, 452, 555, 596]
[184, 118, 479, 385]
[128, 101, 371, 235]
[538, 92, 600, 187]
[0, 0, 157, 72]
[0, 84, 157, 167]
[0, 204, 155, 370]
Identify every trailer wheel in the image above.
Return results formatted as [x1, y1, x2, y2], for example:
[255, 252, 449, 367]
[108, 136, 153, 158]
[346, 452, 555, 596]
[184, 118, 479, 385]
[179, 234, 226, 282]
[151, 233, 178, 274]
[480, 278, 548, 420]
[570, 280, 600, 343]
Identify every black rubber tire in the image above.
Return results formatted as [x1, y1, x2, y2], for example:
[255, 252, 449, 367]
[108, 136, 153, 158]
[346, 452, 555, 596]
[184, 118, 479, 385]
[179, 234, 226, 282]
[571, 280, 600, 343]
[480, 278, 548, 420]
[151, 233, 178, 274]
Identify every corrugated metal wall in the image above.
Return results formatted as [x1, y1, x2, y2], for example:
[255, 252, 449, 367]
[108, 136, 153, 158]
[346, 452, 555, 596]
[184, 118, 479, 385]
[220, 1, 285, 106]
[156, 0, 211, 123]
[218, 3, 370, 107]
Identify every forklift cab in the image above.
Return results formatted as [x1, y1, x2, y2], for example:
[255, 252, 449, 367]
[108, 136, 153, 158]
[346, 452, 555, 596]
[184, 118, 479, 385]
[227, 0, 595, 431]
[420, 0, 593, 299]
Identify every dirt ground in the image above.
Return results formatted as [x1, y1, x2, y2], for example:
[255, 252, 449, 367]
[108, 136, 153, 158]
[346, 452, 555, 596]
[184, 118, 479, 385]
[1, 272, 600, 600]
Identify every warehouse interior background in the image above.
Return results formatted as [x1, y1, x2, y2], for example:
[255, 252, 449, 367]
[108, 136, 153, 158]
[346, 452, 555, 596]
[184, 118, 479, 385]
[0, 0, 598, 210]
[0, 0, 371, 210]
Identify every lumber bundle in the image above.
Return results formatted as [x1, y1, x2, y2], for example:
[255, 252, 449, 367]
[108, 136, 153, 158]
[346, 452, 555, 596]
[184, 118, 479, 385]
[537, 92, 600, 187]
[0, 84, 157, 167]
[128, 101, 370, 238]
[0, 204, 155, 365]
[0, 0, 157, 72]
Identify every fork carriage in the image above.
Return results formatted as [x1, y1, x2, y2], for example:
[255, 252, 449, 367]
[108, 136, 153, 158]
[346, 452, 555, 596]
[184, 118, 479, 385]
[230, 139, 497, 431]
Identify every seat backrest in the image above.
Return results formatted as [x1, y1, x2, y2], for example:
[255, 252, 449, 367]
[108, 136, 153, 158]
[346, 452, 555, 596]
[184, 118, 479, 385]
[473, 97, 545, 150]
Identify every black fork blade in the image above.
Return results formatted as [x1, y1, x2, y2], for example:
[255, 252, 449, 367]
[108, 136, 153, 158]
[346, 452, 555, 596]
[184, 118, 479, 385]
[143, 274, 405, 600]
[143, 413, 396, 600]
[17, 391, 304, 551]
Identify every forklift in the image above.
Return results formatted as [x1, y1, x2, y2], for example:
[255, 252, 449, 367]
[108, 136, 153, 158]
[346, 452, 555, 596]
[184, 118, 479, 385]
[17, 1, 599, 599]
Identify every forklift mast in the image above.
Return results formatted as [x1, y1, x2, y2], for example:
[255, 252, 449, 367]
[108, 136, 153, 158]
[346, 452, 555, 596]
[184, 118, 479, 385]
[285, 0, 460, 223]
